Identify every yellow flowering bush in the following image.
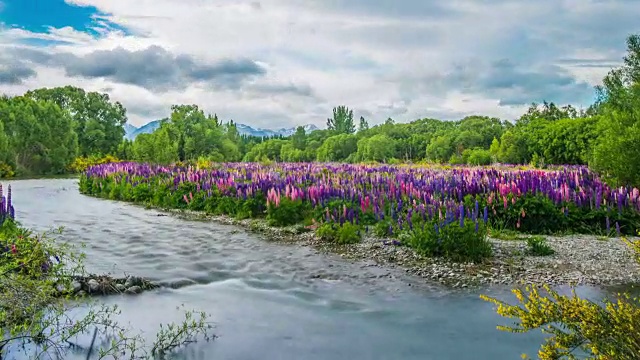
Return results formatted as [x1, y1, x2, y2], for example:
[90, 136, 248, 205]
[67, 154, 121, 173]
[481, 237, 640, 359]
[0, 162, 14, 179]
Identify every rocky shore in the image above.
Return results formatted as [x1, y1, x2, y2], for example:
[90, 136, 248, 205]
[167, 209, 640, 289]
[54, 274, 159, 297]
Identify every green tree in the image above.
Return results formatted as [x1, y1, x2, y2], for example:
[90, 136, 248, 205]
[426, 135, 454, 162]
[358, 116, 369, 132]
[316, 134, 358, 161]
[25, 86, 126, 157]
[591, 34, 640, 186]
[291, 126, 307, 150]
[0, 96, 78, 175]
[356, 134, 396, 162]
[326, 106, 356, 134]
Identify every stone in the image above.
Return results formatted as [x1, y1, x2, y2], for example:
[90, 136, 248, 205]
[87, 279, 100, 292]
[125, 286, 142, 294]
[124, 276, 140, 288]
[72, 281, 82, 293]
[115, 283, 126, 292]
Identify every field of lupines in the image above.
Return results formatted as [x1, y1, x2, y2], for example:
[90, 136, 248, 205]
[79, 162, 640, 262]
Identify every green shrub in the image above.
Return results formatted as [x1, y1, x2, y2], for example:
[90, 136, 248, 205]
[266, 198, 307, 227]
[490, 194, 567, 234]
[466, 149, 492, 166]
[336, 222, 362, 244]
[525, 235, 555, 256]
[407, 220, 492, 263]
[316, 223, 337, 241]
[315, 222, 362, 244]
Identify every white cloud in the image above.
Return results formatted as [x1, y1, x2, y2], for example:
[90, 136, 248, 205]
[0, 0, 638, 127]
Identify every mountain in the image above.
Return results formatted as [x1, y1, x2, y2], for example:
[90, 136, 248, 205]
[234, 123, 319, 137]
[124, 120, 163, 140]
[124, 121, 320, 140]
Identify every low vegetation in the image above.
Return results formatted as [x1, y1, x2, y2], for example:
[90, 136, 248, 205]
[481, 236, 640, 359]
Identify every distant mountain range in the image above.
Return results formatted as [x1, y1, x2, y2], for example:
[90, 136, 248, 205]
[124, 121, 320, 140]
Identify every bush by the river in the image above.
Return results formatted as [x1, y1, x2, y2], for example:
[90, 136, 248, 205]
[80, 162, 640, 263]
[482, 236, 640, 359]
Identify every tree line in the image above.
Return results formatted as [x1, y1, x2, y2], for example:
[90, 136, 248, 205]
[1, 34, 639, 187]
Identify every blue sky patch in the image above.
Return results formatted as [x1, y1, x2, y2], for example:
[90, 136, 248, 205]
[0, 0, 129, 42]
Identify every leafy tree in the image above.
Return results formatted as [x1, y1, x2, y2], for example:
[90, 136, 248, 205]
[0, 96, 77, 175]
[489, 137, 500, 162]
[591, 34, 640, 186]
[426, 135, 454, 163]
[25, 86, 126, 157]
[356, 134, 396, 162]
[291, 126, 307, 150]
[358, 116, 369, 132]
[316, 134, 358, 161]
[326, 106, 356, 134]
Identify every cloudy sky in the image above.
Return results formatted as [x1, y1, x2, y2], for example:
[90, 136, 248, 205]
[0, 0, 637, 128]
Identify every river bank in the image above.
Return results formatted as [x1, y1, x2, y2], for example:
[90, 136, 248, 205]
[160, 208, 640, 289]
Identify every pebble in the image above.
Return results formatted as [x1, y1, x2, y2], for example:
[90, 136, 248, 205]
[87, 279, 100, 292]
[125, 286, 142, 294]
[55, 283, 67, 293]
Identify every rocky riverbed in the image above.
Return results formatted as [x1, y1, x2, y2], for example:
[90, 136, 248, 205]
[55, 274, 159, 297]
[164, 209, 640, 289]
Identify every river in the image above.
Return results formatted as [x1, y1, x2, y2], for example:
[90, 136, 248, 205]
[5, 178, 610, 359]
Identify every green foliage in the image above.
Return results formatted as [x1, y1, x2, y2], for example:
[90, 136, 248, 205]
[25, 86, 126, 157]
[317, 223, 337, 241]
[0, 162, 14, 179]
[526, 235, 556, 256]
[336, 222, 362, 244]
[316, 222, 362, 244]
[466, 148, 493, 166]
[68, 154, 121, 173]
[407, 220, 493, 263]
[327, 105, 355, 134]
[316, 134, 358, 162]
[482, 237, 640, 359]
[266, 198, 307, 227]
[356, 134, 397, 162]
[0, 95, 78, 175]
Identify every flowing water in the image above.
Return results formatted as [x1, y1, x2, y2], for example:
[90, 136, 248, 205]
[5, 178, 612, 359]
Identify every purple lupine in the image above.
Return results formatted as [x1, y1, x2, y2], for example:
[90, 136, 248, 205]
[483, 206, 488, 224]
